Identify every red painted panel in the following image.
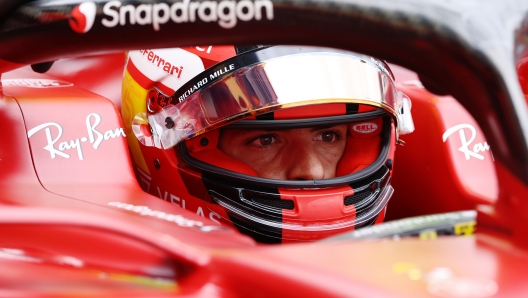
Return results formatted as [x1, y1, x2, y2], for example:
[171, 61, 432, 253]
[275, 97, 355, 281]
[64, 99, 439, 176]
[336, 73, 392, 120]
[387, 65, 497, 220]
[2, 53, 125, 108]
[0, 74, 256, 250]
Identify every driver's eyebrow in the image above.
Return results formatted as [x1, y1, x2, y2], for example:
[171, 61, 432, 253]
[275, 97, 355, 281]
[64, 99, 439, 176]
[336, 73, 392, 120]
[309, 124, 345, 132]
[222, 129, 277, 138]
[224, 124, 346, 135]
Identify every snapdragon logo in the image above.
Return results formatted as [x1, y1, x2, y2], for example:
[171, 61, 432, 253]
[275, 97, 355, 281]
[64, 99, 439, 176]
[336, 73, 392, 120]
[102, 0, 274, 30]
[69, 1, 97, 33]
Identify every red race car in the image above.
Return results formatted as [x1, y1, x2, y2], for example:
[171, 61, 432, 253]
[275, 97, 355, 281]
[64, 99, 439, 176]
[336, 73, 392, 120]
[0, 0, 527, 297]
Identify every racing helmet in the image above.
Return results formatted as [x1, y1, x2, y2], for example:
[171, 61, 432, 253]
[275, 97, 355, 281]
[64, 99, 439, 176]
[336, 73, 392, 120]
[122, 45, 414, 243]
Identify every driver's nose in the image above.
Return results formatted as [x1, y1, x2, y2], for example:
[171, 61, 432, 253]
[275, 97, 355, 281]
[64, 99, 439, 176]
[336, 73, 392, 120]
[285, 145, 326, 180]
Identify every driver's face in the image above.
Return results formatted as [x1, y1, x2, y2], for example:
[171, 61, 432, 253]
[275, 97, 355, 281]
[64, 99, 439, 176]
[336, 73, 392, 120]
[218, 125, 348, 180]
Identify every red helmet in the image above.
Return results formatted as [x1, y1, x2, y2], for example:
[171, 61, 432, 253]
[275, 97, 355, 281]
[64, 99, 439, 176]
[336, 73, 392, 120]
[122, 45, 414, 243]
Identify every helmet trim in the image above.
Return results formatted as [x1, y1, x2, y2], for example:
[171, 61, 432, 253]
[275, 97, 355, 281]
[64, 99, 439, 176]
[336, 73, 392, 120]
[227, 109, 387, 129]
[172, 46, 394, 102]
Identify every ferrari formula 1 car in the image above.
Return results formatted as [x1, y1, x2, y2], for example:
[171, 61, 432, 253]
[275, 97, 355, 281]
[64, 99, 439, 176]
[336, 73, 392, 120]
[0, 0, 527, 297]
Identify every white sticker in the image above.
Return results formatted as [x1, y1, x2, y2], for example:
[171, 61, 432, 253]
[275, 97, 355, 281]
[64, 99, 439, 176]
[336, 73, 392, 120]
[442, 124, 491, 161]
[27, 113, 126, 160]
[2, 79, 73, 88]
[129, 48, 205, 93]
[108, 201, 204, 228]
[353, 122, 378, 133]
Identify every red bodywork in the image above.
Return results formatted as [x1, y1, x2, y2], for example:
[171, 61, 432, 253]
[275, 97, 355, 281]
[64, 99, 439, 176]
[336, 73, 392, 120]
[0, 0, 527, 293]
[1, 51, 525, 297]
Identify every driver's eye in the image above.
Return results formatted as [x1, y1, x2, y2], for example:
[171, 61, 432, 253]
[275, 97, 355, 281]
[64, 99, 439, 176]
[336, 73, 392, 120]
[320, 131, 338, 142]
[247, 133, 278, 148]
[259, 135, 274, 146]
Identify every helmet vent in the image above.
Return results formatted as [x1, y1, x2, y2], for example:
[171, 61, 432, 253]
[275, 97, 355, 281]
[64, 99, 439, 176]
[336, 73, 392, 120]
[251, 197, 294, 210]
[344, 188, 373, 206]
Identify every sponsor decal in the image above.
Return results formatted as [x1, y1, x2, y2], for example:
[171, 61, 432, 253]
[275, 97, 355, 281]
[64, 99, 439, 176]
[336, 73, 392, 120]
[108, 202, 204, 227]
[139, 49, 184, 78]
[153, 181, 221, 224]
[208, 63, 236, 81]
[353, 122, 378, 133]
[69, 1, 97, 33]
[108, 201, 226, 231]
[454, 221, 476, 236]
[178, 77, 208, 102]
[2, 79, 73, 88]
[134, 167, 221, 224]
[100, 0, 274, 31]
[351, 211, 476, 237]
[27, 113, 126, 160]
[195, 45, 213, 53]
[442, 124, 492, 161]
[178, 63, 235, 102]
[128, 48, 206, 95]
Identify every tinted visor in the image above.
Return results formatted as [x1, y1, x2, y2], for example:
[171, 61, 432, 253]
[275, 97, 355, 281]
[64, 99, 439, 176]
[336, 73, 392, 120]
[132, 47, 399, 149]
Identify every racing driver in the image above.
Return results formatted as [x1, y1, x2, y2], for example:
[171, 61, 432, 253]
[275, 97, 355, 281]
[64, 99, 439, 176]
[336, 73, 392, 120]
[121, 45, 414, 243]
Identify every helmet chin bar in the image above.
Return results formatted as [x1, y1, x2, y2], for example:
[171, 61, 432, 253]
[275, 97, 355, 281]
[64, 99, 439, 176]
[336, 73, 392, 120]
[202, 167, 393, 241]
[177, 116, 392, 189]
